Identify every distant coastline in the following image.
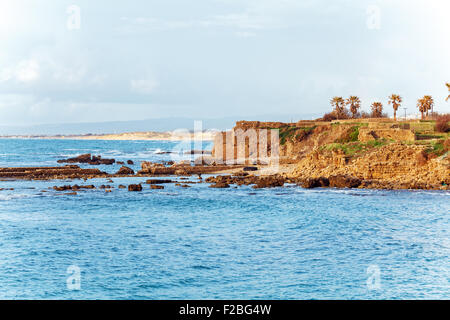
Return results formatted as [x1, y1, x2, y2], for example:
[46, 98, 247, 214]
[0, 131, 217, 141]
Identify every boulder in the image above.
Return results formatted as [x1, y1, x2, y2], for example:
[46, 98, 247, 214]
[301, 177, 329, 188]
[128, 184, 142, 192]
[127, 160, 134, 165]
[209, 182, 230, 188]
[116, 166, 134, 175]
[150, 185, 164, 189]
[252, 176, 285, 189]
[329, 175, 361, 188]
[146, 179, 173, 184]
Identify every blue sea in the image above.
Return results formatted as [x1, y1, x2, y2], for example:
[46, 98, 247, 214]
[0, 139, 448, 299]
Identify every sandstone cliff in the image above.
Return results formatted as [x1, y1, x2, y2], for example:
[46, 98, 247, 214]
[292, 143, 449, 190]
[211, 120, 449, 190]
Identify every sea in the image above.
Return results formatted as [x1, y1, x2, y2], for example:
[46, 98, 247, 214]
[0, 139, 448, 299]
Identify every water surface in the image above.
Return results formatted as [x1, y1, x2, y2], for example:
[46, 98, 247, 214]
[0, 139, 448, 299]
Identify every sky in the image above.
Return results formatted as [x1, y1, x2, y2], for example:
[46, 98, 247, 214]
[0, 0, 449, 126]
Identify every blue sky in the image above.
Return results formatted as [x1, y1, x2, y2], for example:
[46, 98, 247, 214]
[0, 0, 449, 125]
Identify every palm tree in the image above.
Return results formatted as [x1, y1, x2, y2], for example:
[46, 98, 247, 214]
[423, 95, 434, 117]
[330, 97, 346, 119]
[346, 96, 361, 118]
[417, 98, 427, 119]
[388, 94, 402, 121]
[371, 102, 383, 118]
[446, 83, 450, 102]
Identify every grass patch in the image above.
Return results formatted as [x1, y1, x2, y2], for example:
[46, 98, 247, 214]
[272, 126, 316, 145]
[416, 133, 445, 140]
[425, 141, 447, 157]
[348, 126, 360, 142]
[334, 125, 360, 143]
[321, 139, 390, 157]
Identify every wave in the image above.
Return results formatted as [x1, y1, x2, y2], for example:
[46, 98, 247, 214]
[0, 193, 33, 201]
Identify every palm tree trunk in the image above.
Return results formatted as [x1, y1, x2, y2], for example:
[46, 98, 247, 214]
[394, 110, 397, 121]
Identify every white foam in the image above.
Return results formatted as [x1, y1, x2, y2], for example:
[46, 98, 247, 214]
[0, 193, 31, 201]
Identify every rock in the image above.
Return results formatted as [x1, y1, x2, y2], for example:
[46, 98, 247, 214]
[57, 154, 115, 165]
[53, 185, 72, 191]
[416, 150, 429, 166]
[175, 169, 188, 176]
[0, 166, 108, 180]
[146, 179, 173, 184]
[116, 166, 134, 175]
[209, 182, 230, 188]
[243, 166, 258, 171]
[127, 160, 134, 165]
[117, 161, 125, 165]
[53, 184, 96, 191]
[150, 185, 164, 189]
[301, 177, 329, 188]
[128, 184, 142, 192]
[329, 175, 361, 188]
[118, 185, 126, 189]
[138, 161, 243, 176]
[252, 176, 285, 189]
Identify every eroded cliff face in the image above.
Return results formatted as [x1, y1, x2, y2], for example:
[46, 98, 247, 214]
[210, 120, 450, 190]
[211, 122, 363, 164]
[292, 143, 450, 190]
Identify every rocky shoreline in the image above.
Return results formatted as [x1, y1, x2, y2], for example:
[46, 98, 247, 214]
[0, 117, 448, 191]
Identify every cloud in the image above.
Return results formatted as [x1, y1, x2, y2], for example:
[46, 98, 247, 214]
[119, 11, 283, 34]
[0, 0, 449, 126]
[0, 59, 40, 83]
[130, 78, 159, 94]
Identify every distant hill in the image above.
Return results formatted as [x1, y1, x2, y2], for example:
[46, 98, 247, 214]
[0, 114, 320, 135]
